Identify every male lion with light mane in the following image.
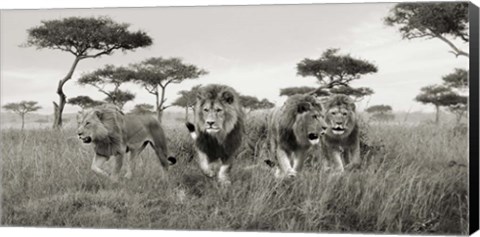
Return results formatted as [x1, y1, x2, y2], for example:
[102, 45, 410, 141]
[185, 84, 244, 186]
[77, 104, 176, 181]
[265, 94, 328, 178]
[321, 94, 360, 172]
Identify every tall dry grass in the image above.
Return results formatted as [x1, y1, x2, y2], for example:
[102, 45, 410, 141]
[0, 114, 468, 234]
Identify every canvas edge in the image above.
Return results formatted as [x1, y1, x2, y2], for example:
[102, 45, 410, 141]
[469, 1, 480, 235]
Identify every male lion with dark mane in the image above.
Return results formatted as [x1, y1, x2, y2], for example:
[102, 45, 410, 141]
[185, 84, 244, 186]
[77, 104, 176, 181]
[265, 94, 328, 178]
[321, 94, 360, 172]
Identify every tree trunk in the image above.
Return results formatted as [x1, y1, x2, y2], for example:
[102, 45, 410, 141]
[53, 57, 81, 129]
[156, 86, 166, 123]
[435, 105, 440, 125]
[21, 113, 25, 131]
[185, 107, 189, 121]
[156, 108, 163, 123]
[192, 107, 197, 123]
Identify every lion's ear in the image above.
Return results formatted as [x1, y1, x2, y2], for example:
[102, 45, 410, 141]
[344, 96, 356, 111]
[94, 110, 103, 121]
[196, 90, 205, 101]
[222, 91, 235, 104]
[297, 102, 311, 113]
[349, 102, 356, 111]
[76, 111, 83, 122]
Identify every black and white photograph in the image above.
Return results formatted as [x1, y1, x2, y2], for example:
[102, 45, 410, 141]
[0, 1, 478, 236]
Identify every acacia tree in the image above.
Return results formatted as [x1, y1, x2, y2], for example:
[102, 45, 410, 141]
[365, 105, 395, 122]
[239, 95, 275, 113]
[129, 103, 155, 115]
[172, 85, 201, 120]
[3, 101, 42, 130]
[130, 57, 208, 121]
[67, 96, 103, 110]
[78, 65, 135, 109]
[293, 48, 377, 100]
[25, 16, 152, 129]
[385, 2, 469, 58]
[415, 85, 467, 124]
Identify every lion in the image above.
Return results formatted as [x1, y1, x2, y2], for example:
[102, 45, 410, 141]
[76, 104, 176, 181]
[320, 94, 360, 172]
[185, 84, 244, 186]
[265, 94, 328, 178]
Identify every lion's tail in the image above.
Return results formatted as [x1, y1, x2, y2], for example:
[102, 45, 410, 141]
[147, 120, 176, 166]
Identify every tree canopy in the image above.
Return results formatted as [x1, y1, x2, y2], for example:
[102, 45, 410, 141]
[129, 103, 155, 115]
[67, 96, 103, 110]
[385, 2, 469, 57]
[26, 16, 152, 58]
[172, 85, 202, 109]
[239, 95, 275, 111]
[415, 85, 466, 106]
[279, 86, 330, 97]
[442, 68, 468, 90]
[365, 105, 393, 114]
[103, 90, 135, 109]
[365, 104, 394, 122]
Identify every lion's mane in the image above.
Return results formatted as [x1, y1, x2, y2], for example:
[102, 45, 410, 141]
[194, 84, 244, 162]
[276, 94, 323, 152]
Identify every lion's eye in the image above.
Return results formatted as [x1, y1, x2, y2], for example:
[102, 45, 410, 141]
[312, 114, 318, 119]
[342, 112, 348, 116]
[203, 108, 209, 112]
[331, 112, 337, 115]
[215, 108, 222, 113]
[85, 122, 90, 126]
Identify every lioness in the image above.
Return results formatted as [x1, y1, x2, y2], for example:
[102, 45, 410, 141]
[266, 94, 328, 178]
[77, 104, 176, 181]
[185, 84, 244, 186]
[321, 94, 360, 172]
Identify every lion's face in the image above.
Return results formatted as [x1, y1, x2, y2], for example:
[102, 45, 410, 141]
[325, 95, 356, 136]
[199, 102, 228, 134]
[76, 110, 108, 143]
[292, 101, 328, 145]
[195, 85, 241, 136]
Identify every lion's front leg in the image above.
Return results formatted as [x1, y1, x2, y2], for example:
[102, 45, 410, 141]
[345, 142, 361, 171]
[91, 154, 110, 179]
[293, 150, 307, 173]
[217, 162, 232, 187]
[111, 153, 125, 182]
[276, 148, 296, 178]
[196, 150, 215, 178]
[331, 150, 345, 173]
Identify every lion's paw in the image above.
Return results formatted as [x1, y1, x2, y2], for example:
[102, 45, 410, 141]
[219, 179, 231, 187]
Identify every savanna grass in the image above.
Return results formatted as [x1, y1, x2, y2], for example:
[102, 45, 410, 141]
[1, 115, 469, 234]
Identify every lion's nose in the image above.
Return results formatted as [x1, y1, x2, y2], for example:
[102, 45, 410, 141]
[308, 133, 319, 140]
[206, 121, 215, 126]
[335, 121, 343, 125]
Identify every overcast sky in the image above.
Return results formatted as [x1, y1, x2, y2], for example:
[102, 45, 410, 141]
[0, 3, 469, 114]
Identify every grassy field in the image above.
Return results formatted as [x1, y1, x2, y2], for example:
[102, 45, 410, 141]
[0, 113, 469, 234]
